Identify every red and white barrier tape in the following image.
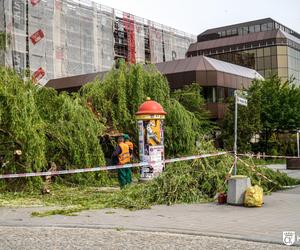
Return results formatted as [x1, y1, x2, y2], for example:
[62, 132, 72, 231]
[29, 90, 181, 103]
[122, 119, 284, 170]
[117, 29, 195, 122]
[237, 153, 299, 159]
[164, 152, 227, 163]
[0, 152, 227, 179]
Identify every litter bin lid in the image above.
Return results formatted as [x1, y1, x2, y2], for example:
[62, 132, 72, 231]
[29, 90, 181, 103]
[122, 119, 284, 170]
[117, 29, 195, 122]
[230, 175, 248, 179]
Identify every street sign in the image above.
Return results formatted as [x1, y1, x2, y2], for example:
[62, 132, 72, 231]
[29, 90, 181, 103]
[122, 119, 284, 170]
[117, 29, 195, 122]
[236, 96, 248, 106]
[233, 91, 248, 175]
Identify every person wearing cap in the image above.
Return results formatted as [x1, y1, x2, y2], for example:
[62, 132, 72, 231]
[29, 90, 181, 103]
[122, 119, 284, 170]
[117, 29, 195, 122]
[123, 134, 134, 157]
[112, 136, 132, 188]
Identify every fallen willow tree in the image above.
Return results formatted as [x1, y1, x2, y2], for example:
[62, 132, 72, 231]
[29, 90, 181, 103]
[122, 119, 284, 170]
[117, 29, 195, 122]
[0, 64, 299, 199]
[0, 62, 210, 190]
[80, 61, 211, 156]
[28, 153, 300, 216]
[106, 154, 300, 210]
[0, 68, 108, 190]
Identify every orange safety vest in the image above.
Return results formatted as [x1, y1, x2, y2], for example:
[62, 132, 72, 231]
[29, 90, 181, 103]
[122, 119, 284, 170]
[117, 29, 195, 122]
[118, 142, 130, 165]
[125, 141, 134, 151]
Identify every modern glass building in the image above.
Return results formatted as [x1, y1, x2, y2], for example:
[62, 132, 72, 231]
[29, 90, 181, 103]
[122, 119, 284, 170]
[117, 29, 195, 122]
[187, 18, 300, 85]
[46, 56, 263, 119]
[156, 56, 262, 119]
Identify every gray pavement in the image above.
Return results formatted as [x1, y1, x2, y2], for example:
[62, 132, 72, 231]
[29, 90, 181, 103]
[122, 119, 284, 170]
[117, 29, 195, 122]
[0, 164, 299, 249]
[0, 227, 292, 250]
[1, 186, 300, 248]
[265, 164, 300, 179]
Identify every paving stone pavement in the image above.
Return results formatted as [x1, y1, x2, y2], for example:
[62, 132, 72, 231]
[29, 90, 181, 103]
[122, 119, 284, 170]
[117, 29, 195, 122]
[0, 227, 293, 250]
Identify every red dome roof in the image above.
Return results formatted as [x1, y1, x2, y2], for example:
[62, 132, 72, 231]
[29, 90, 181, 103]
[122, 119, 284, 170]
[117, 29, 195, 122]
[136, 98, 167, 115]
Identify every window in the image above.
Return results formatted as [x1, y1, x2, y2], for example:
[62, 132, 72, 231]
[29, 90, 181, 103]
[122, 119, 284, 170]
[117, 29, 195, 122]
[231, 28, 237, 35]
[256, 48, 264, 57]
[271, 56, 277, 68]
[203, 87, 216, 103]
[263, 47, 271, 56]
[270, 46, 277, 56]
[239, 26, 249, 35]
[227, 88, 235, 98]
[203, 86, 235, 103]
[254, 25, 261, 32]
[238, 27, 244, 35]
[217, 87, 225, 103]
[249, 26, 255, 33]
[267, 22, 274, 30]
[261, 23, 268, 32]
[264, 56, 271, 68]
[257, 57, 264, 70]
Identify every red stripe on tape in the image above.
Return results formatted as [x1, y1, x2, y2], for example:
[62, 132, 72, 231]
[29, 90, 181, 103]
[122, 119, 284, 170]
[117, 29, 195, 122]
[237, 153, 299, 159]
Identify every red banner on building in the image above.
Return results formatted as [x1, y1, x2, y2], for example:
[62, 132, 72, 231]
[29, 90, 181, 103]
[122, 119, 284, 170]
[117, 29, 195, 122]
[30, 29, 44, 45]
[123, 13, 136, 64]
[30, 0, 41, 6]
[32, 67, 45, 82]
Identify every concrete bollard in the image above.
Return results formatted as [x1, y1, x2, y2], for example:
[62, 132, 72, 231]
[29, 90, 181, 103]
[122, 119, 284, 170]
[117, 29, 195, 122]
[227, 175, 251, 205]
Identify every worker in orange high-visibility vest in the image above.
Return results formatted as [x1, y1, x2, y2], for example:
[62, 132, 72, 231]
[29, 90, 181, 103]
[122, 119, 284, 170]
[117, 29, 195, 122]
[123, 134, 134, 158]
[112, 136, 132, 188]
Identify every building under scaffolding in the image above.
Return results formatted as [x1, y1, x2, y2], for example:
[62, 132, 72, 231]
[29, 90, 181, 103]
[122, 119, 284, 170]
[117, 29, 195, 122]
[0, 0, 195, 85]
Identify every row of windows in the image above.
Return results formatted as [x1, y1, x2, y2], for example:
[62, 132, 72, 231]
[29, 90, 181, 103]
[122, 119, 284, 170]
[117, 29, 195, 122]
[256, 68, 288, 78]
[211, 53, 282, 71]
[192, 42, 290, 59]
[208, 46, 288, 58]
[215, 21, 299, 40]
[287, 47, 300, 85]
[288, 56, 300, 71]
[288, 69, 300, 85]
[202, 86, 235, 103]
[288, 47, 300, 58]
[202, 77, 299, 105]
[217, 22, 274, 38]
[209, 46, 294, 77]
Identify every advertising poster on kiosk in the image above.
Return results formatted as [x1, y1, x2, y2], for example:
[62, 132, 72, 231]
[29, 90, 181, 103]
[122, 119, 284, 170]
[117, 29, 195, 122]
[140, 118, 165, 179]
[135, 99, 166, 181]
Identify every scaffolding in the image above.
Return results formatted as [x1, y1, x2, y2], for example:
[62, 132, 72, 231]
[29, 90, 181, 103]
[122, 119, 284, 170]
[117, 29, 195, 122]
[1, 0, 196, 84]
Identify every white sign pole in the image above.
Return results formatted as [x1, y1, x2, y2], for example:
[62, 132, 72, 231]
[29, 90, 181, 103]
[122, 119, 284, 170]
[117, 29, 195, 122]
[233, 91, 238, 175]
[297, 129, 300, 158]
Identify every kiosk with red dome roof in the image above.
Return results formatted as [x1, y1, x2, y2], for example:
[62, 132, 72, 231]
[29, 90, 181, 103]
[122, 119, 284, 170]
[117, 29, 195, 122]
[135, 98, 167, 181]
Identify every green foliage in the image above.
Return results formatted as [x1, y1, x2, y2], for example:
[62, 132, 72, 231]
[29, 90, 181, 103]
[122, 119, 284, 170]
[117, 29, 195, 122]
[171, 83, 214, 135]
[164, 99, 199, 155]
[222, 95, 261, 152]
[80, 61, 207, 157]
[0, 67, 108, 190]
[108, 154, 299, 210]
[222, 75, 300, 154]
[34, 88, 106, 168]
[0, 67, 46, 190]
[0, 32, 6, 50]
[34, 87, 108, 185]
